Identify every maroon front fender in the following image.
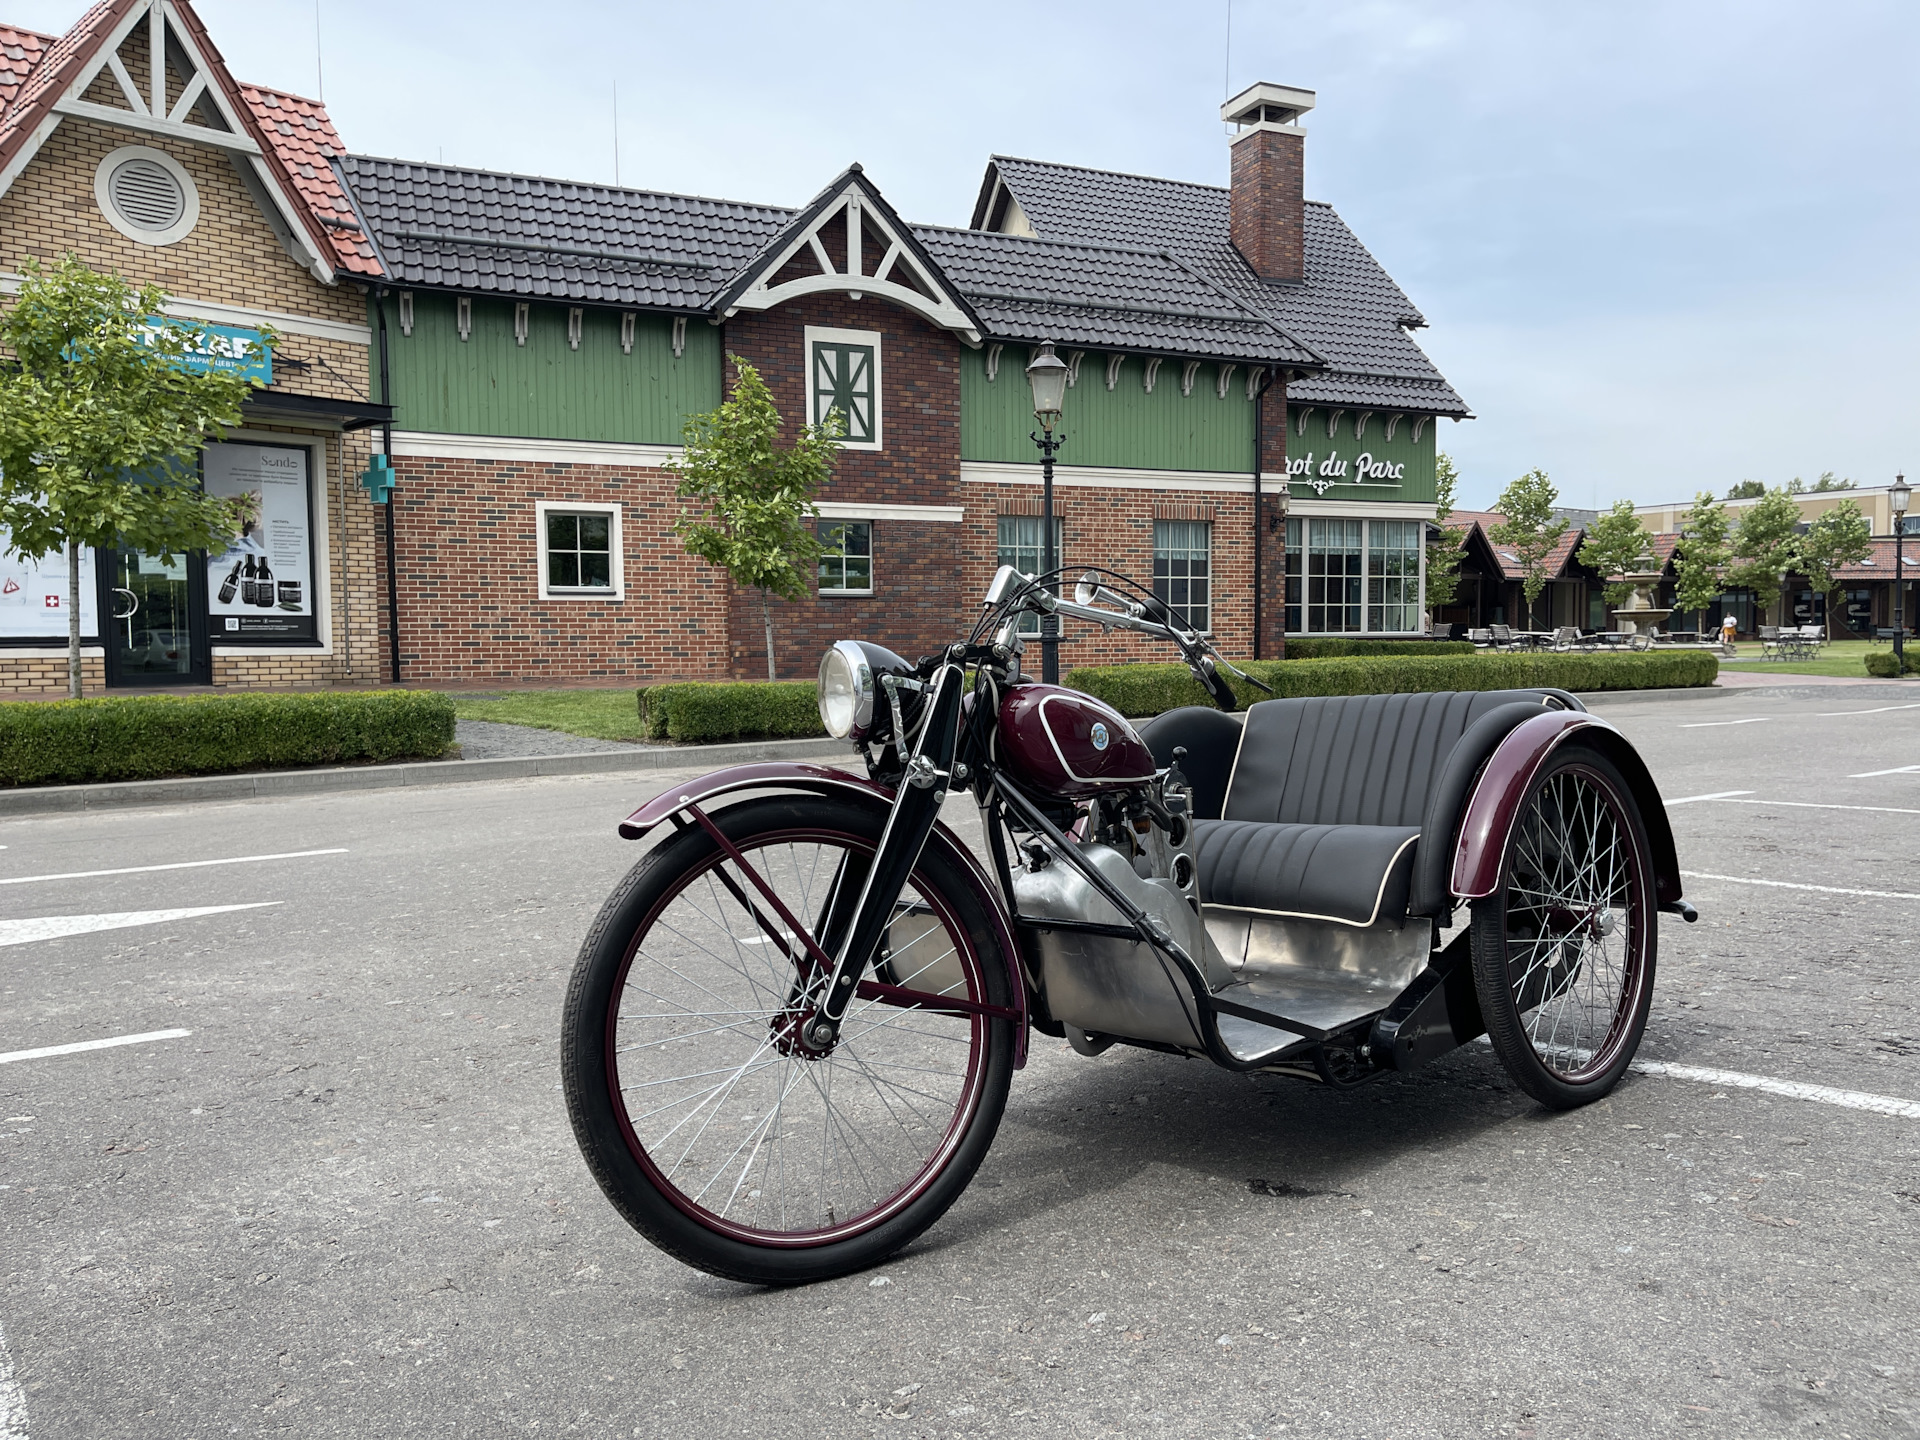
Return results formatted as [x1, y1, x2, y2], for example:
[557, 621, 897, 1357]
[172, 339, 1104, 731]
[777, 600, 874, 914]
[617, 761, 1030, 1066]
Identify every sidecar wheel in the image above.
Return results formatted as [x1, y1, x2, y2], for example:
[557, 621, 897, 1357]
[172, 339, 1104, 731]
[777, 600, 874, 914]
[1468, 742, 1657, 1110]
[562, 795, 1014, 1286]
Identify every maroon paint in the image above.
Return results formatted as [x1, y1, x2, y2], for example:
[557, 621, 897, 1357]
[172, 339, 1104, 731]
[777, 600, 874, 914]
[1450, 710, 1608, 898]
[996, 683, 1158, 798]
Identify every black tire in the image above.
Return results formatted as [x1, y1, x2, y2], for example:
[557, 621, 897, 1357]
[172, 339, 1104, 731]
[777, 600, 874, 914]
[1468, 742, 1657, 1110]
[562, 794, 1015, 1285]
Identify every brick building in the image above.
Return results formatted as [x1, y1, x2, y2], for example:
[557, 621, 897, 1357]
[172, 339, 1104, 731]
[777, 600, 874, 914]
[2, 3, 1469, 691]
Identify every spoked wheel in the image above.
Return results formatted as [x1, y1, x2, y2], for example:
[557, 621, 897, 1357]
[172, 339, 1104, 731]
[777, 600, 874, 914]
[1468, 742, 1657, 1109]
[562, 795, 1014, 1285]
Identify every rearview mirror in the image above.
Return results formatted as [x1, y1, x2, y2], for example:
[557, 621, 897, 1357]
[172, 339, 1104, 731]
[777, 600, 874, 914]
[984, 565, 1028, 605]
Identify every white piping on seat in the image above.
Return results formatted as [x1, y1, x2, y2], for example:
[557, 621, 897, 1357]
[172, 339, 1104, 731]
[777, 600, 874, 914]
[1203, 832, 1420, 929]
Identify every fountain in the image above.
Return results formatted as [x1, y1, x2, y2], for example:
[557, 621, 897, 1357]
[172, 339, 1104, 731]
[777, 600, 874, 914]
[1608, 550, 1672, 638]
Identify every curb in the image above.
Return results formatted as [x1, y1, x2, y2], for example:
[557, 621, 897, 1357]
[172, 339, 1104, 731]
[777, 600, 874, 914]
[0, 735, 853, 817]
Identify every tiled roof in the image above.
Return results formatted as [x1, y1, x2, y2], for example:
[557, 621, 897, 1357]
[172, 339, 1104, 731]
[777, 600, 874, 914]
[0, 22, 55, 124]
[239, 84, 379, 277]
[337, 154, 794, 310]
[1834, 537, 1915, 581]
[0, 0, 120, 179]
[981, 155, 1469, 417]
[1448, 510, 1588, 581]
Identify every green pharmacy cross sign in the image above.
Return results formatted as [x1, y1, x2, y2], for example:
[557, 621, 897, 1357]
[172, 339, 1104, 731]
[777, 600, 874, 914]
[133, 316, 273, 384]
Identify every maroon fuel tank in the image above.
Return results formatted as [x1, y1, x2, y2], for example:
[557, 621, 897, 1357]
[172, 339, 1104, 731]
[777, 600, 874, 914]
[996, 683, 1159, 798]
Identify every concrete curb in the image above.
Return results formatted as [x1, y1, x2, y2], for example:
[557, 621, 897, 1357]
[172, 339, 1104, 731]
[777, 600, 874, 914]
[0, 735, 853, 817]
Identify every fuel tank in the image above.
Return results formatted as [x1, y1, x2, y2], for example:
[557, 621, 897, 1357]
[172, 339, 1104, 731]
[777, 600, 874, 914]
[996, 683, 1158, 799]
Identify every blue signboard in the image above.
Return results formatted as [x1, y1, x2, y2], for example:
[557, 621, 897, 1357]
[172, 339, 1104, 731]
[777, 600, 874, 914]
[134, 317, 272, 385]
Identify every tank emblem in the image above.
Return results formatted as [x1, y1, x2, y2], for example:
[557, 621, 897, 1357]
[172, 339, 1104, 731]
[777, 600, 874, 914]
[1090, 721, 1110, 751]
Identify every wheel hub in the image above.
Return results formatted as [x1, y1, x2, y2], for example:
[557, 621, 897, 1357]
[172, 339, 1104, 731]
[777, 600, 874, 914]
[770, 1003, 834, 1059]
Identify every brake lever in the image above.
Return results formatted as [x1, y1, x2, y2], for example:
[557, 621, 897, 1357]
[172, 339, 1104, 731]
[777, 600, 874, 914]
[1209, 645, 1272, 695]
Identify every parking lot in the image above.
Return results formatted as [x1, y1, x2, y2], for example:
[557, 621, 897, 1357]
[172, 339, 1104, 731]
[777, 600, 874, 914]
[1, 683, 1917, 1440]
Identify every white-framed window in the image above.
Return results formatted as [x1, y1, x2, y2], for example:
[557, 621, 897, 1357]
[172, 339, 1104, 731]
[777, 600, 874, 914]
[537, 502, 624, 600]
[94, 145, 200, 247]
[805, 326, 882, 450]
[1286, 517, 1428, 634]
[996, 515, 1063, 633]
[817, 519, 873, 594]
[1367, 519, 1424, 632]
[1153, 519, 1212, 632]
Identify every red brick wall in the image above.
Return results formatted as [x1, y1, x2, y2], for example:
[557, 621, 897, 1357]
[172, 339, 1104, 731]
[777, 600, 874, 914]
[1229, 129, 1305, 283]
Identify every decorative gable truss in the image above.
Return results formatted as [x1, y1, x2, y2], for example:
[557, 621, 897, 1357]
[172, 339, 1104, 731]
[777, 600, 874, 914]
[714, 166, 982, 344]
[0, 0, 336, 282]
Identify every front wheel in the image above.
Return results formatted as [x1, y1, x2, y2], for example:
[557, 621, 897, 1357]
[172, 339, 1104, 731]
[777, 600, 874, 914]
[562, 794, 1015, 1285]
[1469, 742, 1657, 1109]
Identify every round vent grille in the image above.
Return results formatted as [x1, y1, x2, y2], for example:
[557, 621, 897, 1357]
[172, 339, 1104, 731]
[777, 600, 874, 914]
[107, 158, 186, 231]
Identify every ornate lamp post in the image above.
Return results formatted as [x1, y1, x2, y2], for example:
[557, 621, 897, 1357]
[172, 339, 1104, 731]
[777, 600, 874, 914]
[1026, 342, 1069, 684]
[1892, 473, 1910, 669]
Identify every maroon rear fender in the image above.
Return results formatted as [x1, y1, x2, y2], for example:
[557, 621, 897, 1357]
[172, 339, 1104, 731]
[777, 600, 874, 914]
[1450, 711, 1683, 909]
[617, 761, 1030, 1066]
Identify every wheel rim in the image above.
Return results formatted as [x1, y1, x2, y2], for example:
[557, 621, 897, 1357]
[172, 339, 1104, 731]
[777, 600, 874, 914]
[1499, 763, 1651, 1083]
[605, 826, 989, 1247]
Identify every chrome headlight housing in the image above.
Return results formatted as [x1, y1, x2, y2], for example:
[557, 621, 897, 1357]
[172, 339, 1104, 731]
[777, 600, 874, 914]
[817, 640, 874, 741]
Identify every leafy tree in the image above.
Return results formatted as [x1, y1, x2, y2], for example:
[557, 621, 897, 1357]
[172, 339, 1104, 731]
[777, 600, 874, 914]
[1577, 498, 1654, 608]
[670, 356, 838, 680]
[1672, 491, 1731, 619]
[1792, 499, 1872, 637]
[1489, 469, 1567, 628]
[1725, 486, 1802, 625]
[1423, 450, 1462, 613]
[1725, 479, 1765, 500]
[1808, 471, 1855, 493]
[0, 255, 263, 697]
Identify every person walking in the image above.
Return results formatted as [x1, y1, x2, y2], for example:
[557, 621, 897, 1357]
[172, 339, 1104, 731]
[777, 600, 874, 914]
[1721, 612, 1738, 650]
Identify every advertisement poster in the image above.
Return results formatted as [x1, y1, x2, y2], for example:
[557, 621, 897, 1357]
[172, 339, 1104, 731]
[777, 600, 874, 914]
[0, 530, 99, 641]
[203, 441, 316, 642]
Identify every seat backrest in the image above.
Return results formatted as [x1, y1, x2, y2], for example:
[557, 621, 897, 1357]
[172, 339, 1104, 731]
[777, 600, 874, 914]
[1760, 625, 1779, 638]
[1491, 624, 1512, 640]
[1221, 690, 1563, 829]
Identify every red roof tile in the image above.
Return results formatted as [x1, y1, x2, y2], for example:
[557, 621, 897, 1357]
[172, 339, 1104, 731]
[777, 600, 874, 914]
[0, 22, 56, 124]
[237, 83, 381, 276]
[1835, 537, 1917, 581]
[0, 1, 123, 178]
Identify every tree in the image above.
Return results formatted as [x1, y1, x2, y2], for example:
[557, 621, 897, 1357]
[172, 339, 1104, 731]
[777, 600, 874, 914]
[1577, 498, 1654, 608]
[670, 357, 838, 680]
[1808, 471, 1855, 493]
[1422, 450, 1463, 614]
[0, 255, 263, 697]
[1792, 498, 1872, 638]
[1672, 491, 1731, 620]
[1725, 479, 1766, 500]
[1489, 469, 1567, 628]
[1725, 486, 1802, 626]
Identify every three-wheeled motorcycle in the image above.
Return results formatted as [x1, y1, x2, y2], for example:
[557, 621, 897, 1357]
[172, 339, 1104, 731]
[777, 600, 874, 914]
[562, 565, 1695, 1284]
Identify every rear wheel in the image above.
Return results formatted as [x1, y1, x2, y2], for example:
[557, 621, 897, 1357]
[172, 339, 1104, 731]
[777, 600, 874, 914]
[562, 795, 1014, 1285]
[1469, 743, 1657, 1109]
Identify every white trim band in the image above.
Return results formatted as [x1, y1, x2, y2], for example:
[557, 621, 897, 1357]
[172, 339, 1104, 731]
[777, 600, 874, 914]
[389, 432, 681, 468]
[816, 502, 964, 524]
[0, 273, 370, 345]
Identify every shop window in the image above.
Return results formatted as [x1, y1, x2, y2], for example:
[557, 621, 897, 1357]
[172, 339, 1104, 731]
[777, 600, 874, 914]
[1153, 520, 1211, 632]
[806, 327, 881, 449]
[1284, 517, 1303, 634]
[996, 515, 1062, 633]
[818, 520, 873, 594]
[1366, 519, 1423, 633]
[1843, 588, 1872, 635]
[538, 504, 623, 599]
[1305, 518, 1363, 633]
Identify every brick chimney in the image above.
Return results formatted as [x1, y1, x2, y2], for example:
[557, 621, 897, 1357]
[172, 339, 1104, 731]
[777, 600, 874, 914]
[1223, 82, 1315, 283]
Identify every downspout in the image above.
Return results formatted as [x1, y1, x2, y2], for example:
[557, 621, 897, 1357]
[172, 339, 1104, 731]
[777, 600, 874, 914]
[1251, 366, 1280, 660]
[376, 290, 401, 684]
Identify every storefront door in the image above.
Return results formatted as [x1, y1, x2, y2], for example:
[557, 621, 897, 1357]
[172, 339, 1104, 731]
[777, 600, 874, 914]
[103, 547, 210, 686]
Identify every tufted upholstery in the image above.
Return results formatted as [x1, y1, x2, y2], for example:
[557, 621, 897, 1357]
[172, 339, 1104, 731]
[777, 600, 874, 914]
[1193, 820, 1420, 926]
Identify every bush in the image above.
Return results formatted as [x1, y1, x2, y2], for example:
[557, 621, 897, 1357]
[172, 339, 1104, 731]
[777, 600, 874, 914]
[0, 690, 456, 786]
[1065, 651, 1719, 718]
[638, 681, 823, 742]
[1864, 651, 1918, 677]
[1281, 638, 1473, 659]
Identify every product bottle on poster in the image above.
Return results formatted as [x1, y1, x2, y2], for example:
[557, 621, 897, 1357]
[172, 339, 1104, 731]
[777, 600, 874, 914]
[255, 557, 275, 607]
[240, 555, 258, 606]
[217, 560, 242, 604]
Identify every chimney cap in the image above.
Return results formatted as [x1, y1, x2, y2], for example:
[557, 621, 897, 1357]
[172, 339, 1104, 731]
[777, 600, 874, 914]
[1221, 82, 1316, 130]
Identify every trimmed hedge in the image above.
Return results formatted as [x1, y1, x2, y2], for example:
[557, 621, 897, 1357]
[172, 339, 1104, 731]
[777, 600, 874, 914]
[1865, 651, 1918, 678]
[0, 690, 456, 786]
[1281, 638, 1473, 659]
[638, 681, 823, 743]
[1066, 651, 1720, 718]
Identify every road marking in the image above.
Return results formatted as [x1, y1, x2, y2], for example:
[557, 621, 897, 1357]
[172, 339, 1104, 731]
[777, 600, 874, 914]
[1714, 799, 1920, 816]
[1679, 717, 1770, 728]
[0, 1313, 23, 1440]
[1632, 1061, 1920, 1119]
[0, 848, 346, 887]
[1849, 765, 1920, 778]
[1818, 702, 1920, 717]
[0, 1028, 191, 1066]
[0, 903, 280, 948]
[1664, 791, 1755, 806]
[1680, 871, 1920, 900]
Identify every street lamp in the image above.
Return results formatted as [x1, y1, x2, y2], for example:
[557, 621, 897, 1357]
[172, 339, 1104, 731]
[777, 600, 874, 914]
[1026, 341, 1069, 684]
[1892, 472, 1910, 669]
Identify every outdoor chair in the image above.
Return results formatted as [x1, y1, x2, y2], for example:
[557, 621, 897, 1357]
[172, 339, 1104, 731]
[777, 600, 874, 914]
[1489, 624, 1518, 651]
[1759, 625, 1784, 660]
[1548, 625, 1580, 652]
[1468, 628, 1493, 649]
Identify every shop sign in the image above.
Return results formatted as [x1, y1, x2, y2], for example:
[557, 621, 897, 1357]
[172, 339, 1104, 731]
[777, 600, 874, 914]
[1284, 451, 1406, 496]
[203, 442, 315, 642]
[134, 318, 272, 384]
[0, 534, 98, 640]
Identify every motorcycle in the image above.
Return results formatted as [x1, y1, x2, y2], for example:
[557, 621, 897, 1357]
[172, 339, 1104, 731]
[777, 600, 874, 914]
[562, 565, 1694, 1285]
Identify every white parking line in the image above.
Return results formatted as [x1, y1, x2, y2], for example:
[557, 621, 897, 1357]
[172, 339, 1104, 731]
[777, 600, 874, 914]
[0, 1027, 191, 1066]
[0, 849, 346, 886]
[1632, 1061, 1920, 1119]
[1849, 764, 1920, 778]
[1715, 799, 1920, 816]
[1679, 717, 1770, 728]
[1818, 702, 1920, 717]
[0, 1314, 24, 1440]
[1679, 870, 1920, 900]
[1664, 790, 1755, 805]
[0, 903, 280, 948]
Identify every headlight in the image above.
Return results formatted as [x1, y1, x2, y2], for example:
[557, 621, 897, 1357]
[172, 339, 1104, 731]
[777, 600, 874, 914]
[817, 640, 873, 740]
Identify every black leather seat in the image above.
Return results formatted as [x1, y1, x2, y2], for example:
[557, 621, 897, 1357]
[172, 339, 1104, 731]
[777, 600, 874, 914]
[1142, 689, 1581, 926]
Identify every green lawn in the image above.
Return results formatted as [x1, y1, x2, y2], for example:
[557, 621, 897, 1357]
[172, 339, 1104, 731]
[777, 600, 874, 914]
[447, 688, 648, 741]
[1717, 638, 1912, 679]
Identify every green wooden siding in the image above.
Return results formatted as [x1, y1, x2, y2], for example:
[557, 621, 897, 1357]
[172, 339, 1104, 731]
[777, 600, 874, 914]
[1284, 407, 1437, 506]
[960, 347, 1255, 473]
[375, 293, 720, 444]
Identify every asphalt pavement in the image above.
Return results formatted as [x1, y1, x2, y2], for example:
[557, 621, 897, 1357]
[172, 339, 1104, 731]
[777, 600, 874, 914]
[0, 683, 1916, 1439]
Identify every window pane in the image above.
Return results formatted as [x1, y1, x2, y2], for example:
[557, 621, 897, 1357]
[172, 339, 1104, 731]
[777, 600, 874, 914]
[578, 515, 610, 551]
[580, 551, 611, 588]
[1153, 519, 1212, 632]
[843, 556, 871, 590]
[844, 521, 871, 557]
[549, 552, 579, 588]
[817, 519, 873, 592]
[548, 513, 578, 550]
[1305, 518, 1363, 633]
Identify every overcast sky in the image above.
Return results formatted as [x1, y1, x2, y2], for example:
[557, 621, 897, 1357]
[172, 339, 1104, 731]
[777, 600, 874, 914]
[15, 0, 1917, 511]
